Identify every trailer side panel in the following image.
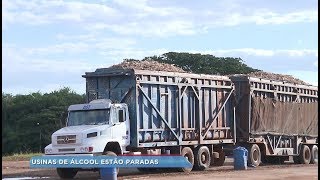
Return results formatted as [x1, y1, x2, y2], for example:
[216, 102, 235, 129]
[84, 69, 236, 148]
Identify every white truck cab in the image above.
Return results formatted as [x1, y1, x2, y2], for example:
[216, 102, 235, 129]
[44, 99, 130, 178]
[44, 99, 130, 157]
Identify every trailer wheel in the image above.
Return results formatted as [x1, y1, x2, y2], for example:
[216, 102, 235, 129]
[299, 145, 311, 164]
[194, 146, 211, 170]
[248, 144, 261, 167]
[310, 145, 318, 164]
[178, 147, 194, 173]
[211, 149, 225, 166]
[57, 168, 78, 179]
[103, 151, 120, 173]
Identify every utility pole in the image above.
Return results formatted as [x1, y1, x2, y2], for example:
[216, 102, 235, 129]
[37, 122, 42, 153]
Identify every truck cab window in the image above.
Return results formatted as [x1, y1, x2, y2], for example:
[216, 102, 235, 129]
[119, 109, 125, 122]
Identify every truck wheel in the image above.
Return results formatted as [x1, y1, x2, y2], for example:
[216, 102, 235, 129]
[299, 145, 311, 164]
[310, 145, 318, 164]
[178, 147, 194, 173]
[248, 144, 261, 167]
[57, 168, 78, 179]
[194, 146, 211, 171]
[103, 151, 120, 174]
[211, 149, 225, 166]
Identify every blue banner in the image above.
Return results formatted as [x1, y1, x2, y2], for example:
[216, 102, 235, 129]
[30, 155, 192, 168]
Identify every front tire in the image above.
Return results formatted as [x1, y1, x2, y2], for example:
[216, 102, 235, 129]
[248, 144, 261, 167]
[57, 168, 78, 179]
[194, 146, 211, 171]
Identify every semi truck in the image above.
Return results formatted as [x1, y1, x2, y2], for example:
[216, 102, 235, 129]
[44, 68, 318, 179]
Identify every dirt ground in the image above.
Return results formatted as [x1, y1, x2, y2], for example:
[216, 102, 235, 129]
[2, 158, 318, 180]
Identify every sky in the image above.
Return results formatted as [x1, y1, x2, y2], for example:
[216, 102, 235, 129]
[2, 0, 318, 95]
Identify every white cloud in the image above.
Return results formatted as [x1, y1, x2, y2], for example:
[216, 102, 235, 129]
[112, 0, 190, 17]
[314, 61, 318, 67]
[24, 37, 137, 55]
[187, 48, 318, 57]
[3, 0, 317, 37]
[98, 20, 198, 37]
[2, 44, 97, 74]
[2, 44, 98, 95]
[56, 33, 99, 41]
[25, 42, 90, 55]
[2, 0, 119, 26]
[94, 38, 137, 49]
[252, 10, 317, 25]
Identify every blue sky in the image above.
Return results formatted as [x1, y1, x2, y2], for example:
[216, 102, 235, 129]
[2, 0, 318, 95]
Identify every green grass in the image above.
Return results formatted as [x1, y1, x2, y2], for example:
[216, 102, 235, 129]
[2, 152, 43, 161]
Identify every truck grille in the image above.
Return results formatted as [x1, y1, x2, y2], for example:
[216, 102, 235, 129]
[57, 135, 76, 144]
[58, 148, 75, 152]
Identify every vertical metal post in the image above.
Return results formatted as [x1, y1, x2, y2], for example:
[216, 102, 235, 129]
[178, 86, 182, 145]
[40, 128, 42, 153]
[233, 106, 236, 143]
[248, 92, 252, 138]
[37, 122, 41, 153]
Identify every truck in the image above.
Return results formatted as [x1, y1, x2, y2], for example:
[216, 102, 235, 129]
[44, 68, 318, 179]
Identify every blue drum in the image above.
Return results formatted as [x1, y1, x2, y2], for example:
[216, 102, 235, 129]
[233, 146, 248, 170]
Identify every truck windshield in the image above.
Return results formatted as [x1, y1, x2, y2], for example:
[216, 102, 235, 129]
[67, 109, 110, 126]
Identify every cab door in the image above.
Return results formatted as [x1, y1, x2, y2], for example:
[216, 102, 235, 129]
[111, 106, 128, 145]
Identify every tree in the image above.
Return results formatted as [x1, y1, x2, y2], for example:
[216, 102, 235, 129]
[143, 52, 260, 75]
[2, 87, 85, 155]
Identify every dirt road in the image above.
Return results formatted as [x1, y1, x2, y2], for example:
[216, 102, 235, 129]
[2, 159, 318, 180]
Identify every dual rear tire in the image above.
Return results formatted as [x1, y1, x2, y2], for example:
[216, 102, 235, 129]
[294, 145, 317, 165]
[310, 145, 318, 164]
[179, 146, 212, 172]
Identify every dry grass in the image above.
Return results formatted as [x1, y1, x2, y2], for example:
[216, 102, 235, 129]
[2, 153, 43, 161]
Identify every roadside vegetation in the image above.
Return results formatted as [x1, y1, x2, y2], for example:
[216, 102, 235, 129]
[2, 153, 43, 161]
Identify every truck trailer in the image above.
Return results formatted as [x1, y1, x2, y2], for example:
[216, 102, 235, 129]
[44, 68, 318, 179]
[230, 75, 318, 166]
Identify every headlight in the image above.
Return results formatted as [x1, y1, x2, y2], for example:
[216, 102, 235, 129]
[45, 148, 52, 154]
[87, 132, 98, 138]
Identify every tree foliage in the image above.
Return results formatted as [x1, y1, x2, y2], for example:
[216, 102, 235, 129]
[143, 52, 260, 75]
[2, 88, 85, 155]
